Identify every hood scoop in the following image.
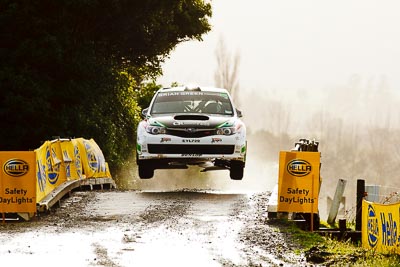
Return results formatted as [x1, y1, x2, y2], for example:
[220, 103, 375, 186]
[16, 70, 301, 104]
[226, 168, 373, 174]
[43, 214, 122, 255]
[174, 115, 209, 121]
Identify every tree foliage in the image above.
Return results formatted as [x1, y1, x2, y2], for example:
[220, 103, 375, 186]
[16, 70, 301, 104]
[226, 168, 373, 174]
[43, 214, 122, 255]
[0, 0, 211, 171]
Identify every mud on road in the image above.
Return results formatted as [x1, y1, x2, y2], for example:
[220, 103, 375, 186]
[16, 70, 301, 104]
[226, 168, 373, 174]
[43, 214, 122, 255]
[0, 190, 308, 267]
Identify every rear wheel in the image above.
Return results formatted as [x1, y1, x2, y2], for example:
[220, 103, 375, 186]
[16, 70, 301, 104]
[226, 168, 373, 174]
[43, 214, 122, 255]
[138, 161, 154, 179]
[230, 160, 244, 180]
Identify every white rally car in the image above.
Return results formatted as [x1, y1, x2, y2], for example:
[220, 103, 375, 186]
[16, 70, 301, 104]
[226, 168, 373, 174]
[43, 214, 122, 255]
[136, 86, 247, 180]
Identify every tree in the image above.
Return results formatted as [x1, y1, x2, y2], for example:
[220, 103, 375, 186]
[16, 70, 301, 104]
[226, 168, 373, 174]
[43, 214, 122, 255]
[0, 1, 212, 171]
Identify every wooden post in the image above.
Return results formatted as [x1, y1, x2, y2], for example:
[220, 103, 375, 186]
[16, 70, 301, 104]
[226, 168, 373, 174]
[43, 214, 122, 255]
[327, 179, 347, 225]
[310, 175, 314, 231]
[339, 219, 346, 232]
[356, 179, 365, 231]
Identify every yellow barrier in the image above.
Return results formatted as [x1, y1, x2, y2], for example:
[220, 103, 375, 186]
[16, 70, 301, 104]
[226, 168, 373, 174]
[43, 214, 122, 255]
[59, 138, 83, 180]
[362, 200, 400, 254]
[76, 138, 111, 179]
[1, 137, 112, 219]
[36, 140, 68, 202]
[35, 138, 112, 203]
[0, 152, 36, 213]
[277, 151, 320, 213]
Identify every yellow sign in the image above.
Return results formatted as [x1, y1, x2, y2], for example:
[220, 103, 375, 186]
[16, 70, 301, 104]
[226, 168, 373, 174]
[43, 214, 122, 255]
[35, 141, 67, 203]
[60, 139, 83, 180]
[362, 200, 400, 254]
[76, 138, 110, 178]
[277, 151, 320, 213]
[0, 152, 36, 213]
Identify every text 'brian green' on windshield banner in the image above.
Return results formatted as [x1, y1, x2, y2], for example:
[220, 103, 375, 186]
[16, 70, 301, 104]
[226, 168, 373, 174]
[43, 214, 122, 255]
[277, 151, 320, 213]
[0, 151, 36, 213]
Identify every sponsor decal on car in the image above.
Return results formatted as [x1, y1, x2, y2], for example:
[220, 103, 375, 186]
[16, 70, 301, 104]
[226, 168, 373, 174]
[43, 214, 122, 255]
[181, 154, 202, 157]
[158, 92, 205, 97]
[211, 138, 222, 143]
[182, 139, 200, 143]
[173, 121, 210, 126]
[160, 137, 171, 143]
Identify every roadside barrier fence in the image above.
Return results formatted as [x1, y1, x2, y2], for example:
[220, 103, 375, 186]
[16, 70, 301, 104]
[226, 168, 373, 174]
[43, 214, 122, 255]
[0, 138, 114, 221]
[359, 182, 400, 254]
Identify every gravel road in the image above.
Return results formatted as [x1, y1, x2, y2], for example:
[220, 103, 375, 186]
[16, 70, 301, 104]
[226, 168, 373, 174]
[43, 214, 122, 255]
[0, 188, 311, 267]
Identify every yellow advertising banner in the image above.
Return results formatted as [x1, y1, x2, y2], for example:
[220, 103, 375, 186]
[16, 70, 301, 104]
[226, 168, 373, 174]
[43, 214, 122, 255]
[87, 139, 109, 178]
[362, 200, 400, 254]
[35, 138, 111, 203]
[35, 140, 67, 203]
[0, 137, 112, 214]
[50, 140, 67, 185]
[76, 138, 109, 178]
[35, 141, 50, 202]
[0, 151, 36, 213]
[277, 151, 320, 213]
[60, 139, 83, 180]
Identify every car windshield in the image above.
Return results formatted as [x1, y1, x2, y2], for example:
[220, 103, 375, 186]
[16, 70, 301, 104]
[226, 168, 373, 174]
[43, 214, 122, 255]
[151, 91, 234, 116]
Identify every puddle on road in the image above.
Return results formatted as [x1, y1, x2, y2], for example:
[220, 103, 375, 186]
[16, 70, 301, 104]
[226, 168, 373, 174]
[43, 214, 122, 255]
[0, 223, 247, 267]
[115, 221, 247, 267]
[115, 159, 277, 193]
[120, 226, 222, 267]
[83, 191, 251, 266]
[0, 231, 96, 266]
[89, 190, 251, 217]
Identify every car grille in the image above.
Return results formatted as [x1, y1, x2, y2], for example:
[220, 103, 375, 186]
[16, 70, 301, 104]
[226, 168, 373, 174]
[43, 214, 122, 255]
[148, 144, 235, 154]
[166, 129, 216, 138]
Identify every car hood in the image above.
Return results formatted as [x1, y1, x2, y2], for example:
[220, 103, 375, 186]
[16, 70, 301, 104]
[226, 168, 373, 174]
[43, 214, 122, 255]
[148, 114, 234, 129]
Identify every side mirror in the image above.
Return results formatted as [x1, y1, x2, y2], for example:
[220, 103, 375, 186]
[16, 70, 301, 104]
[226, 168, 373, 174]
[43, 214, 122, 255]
[141, 108, 149, 118]
[236, 109, 243, 118]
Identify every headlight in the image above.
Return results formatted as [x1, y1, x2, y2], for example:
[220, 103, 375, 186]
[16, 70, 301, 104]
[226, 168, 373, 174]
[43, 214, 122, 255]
[216, 121, 244, 136]
[217, 127, 235, 135]
[144, 120, 167, 135]
[146, 126, 166, 135]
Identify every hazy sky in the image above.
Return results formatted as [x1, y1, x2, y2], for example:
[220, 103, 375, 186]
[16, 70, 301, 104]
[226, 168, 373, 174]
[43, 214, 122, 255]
[157, 0, 400, 209]
[159, 0, 400, 91]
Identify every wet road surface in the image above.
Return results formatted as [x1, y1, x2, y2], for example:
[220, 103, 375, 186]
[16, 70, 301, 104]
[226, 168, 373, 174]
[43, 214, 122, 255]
[0, 190, 305, 266]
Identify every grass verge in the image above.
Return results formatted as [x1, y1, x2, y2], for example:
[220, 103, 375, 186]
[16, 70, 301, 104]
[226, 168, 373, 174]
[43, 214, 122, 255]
[272, 219, 400, 266]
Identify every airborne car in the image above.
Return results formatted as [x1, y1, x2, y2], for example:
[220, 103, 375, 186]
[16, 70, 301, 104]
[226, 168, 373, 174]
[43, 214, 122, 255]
[136, 86, 247, 180]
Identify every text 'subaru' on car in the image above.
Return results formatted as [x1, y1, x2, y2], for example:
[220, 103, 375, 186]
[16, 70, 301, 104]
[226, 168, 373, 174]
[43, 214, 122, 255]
[136, 86, 247, 180]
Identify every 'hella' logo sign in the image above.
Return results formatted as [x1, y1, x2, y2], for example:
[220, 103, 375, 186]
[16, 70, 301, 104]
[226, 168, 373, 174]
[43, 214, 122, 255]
[286, 159, 312, 177]
[367, 204, 379, 248]
[3, 159, 29, 177]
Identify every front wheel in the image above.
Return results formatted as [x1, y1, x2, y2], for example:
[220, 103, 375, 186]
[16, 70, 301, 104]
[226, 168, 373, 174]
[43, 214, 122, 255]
[230, 160, 244, 180]
[138, 161, 154, 179]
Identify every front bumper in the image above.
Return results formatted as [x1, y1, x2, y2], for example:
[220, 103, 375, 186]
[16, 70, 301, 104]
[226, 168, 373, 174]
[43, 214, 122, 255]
[137, 133, 246, 162]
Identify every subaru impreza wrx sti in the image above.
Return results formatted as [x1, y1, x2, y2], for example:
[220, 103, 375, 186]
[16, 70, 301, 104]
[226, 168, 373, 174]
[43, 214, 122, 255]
[136, 86, 247, 180]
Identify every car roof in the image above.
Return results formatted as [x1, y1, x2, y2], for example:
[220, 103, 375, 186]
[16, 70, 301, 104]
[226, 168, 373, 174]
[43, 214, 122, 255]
[158, 86, 229, 94]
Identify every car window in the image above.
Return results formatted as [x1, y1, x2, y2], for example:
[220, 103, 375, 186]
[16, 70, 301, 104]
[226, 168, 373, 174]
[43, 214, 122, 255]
[151, 91, 234, 116]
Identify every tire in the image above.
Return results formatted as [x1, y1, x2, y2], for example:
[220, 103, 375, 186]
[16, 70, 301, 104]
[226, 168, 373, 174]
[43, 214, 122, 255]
[230, 160, 244, 180]
[138, 161, 154, 179]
